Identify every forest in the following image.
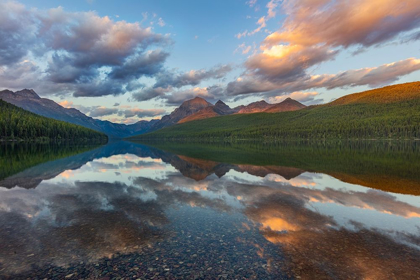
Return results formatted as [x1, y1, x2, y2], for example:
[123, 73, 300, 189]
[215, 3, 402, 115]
[0, 99, 108, 141]
[133, 83, 420, 140]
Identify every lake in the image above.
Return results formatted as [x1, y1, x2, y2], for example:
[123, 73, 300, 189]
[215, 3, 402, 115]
[0, 140, 420, 279]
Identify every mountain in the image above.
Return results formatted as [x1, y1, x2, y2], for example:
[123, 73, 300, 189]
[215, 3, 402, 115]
[178, 100, 235, 124]
[0, 99, 107, 141]
[178, 98, 306, 124]
[149, 97, 212, 131]
[0, 89, 307, 137]
[0, 89, 156, 138]
[178, 107, 220, 124]
[235, 98, 306, 114]
[132, 82, 420, 140]
[263, 98, 306, 113]
[236, 100, 272, 114]
[214, 100, 236, 114]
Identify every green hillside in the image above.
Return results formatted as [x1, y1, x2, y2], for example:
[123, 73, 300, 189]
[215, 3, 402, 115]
[0, 99, 108, 141]
[132, 82, 420, 140]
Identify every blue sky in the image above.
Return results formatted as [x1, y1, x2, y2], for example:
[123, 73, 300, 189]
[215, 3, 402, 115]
[1, 0, 419, 123]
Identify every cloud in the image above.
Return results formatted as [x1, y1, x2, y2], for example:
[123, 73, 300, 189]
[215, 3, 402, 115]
[264, 0, 420, 48]
[154, 85, 226, 106]
[108, 50, 169, 80]
[246, 0, 257, 8]
[88, 106, 119, 117]
[58, 100, 74, 108]
[55, 102, 166, 120]
[268, 91, 320, 104]
[227, 58, 420, 97]
[160, 87, 215, 106]
[157, 18, 165, 27]
[234, 43, 252, 54]
[236, 0, 281, 38]
[226, 0, 420, 101]
[0, 2, 171, 98]
[315, 58, 420, 89]
[119, 108, 166, 118]
[0, 180, 169, 274]
[0, 1, 36, 65]
[132, 86, 170, 102]
[154, 65, 232, 89]
[132, 65, 232, 102]
[245, 44, 337, 82]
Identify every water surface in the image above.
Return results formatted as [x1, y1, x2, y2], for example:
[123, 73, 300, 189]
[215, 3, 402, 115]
[0, 141, 419, 279]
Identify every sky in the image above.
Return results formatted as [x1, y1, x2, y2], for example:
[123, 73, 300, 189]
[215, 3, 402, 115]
[0, 0, 419, 124]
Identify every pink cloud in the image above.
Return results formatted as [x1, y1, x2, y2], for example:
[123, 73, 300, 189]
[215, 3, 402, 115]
[264, 0, 420, 48]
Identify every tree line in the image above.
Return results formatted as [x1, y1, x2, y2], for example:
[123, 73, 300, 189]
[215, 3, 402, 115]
[0, 99, 108, 141]
[135, 99, 420, 140]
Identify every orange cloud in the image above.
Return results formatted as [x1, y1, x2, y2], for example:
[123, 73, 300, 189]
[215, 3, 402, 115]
[245, 44, 337, 81]
[264, 0, 420, 48]
[229, 0, 420, 100]
[58, 100, 74, 108]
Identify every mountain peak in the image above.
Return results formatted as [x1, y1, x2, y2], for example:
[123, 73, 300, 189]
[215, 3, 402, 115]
[15, 89, 40, 99]
[236, 99, 272, 114]
[264, 98, 306, 113]
[181, 96, 212, 107]
[214, 100, 234, 115]
[190, 96, 209, 103]
[255, 100, 269, 105]
[150, 96, 213, 130]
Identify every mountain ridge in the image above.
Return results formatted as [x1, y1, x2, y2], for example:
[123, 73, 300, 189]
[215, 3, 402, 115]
[132, 82, 420, 140]
[0, 89, 156, 138]
[178, 97, 306, 123]
[264, 98, 307, 113]
[0, 89, 306, 137]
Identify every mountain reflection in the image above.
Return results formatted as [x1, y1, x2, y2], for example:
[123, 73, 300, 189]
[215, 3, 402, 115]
[0, 141, 419, 279]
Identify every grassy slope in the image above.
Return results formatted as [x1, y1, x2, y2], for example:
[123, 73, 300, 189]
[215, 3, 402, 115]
[140, 141, 420, 195]
[132, 82, 420, 140]
[0, 99, 108, 141]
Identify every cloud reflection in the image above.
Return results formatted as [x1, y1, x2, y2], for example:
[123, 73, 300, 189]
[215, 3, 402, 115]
[0, 181, 169, 274]
[0, 142, 419, 278]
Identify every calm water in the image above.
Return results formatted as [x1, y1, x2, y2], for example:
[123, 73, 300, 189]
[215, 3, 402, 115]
[0, 141, 420, 279]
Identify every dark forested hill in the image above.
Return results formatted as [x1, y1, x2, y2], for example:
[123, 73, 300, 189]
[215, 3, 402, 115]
[132, 82, 420, 140]
[0, 89, 156, 138]
[0, 99, 108, 141]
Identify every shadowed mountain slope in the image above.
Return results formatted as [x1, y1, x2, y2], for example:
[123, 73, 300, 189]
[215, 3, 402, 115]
[0, 89, 157, 138]
[178, 100, 236, 123]
[148, 97, 213, 131]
